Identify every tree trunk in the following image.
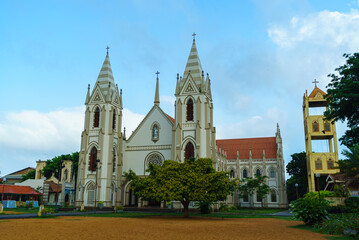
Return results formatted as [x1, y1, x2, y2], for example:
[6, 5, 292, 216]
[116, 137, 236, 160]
[181, 200, 190, 218]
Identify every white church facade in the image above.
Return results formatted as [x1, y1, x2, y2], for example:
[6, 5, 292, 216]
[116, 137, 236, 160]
[75, 38, 287, 209]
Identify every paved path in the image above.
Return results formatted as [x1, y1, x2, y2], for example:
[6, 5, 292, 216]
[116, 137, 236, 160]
[270, 210, 294, 217]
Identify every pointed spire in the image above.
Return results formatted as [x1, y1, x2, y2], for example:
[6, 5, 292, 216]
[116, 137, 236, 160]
[85, 84, 90, 104]
[206, 73, 212, 99]
[249, 147, 252, 158]
[182, 35, 203, 86]
[119, 89, 123, 109]
[276, 123, 281, 138]
[154, 71, 160, 106]
[97, 48, 114, 86]
[237, 148, 239, 159]
[106, 81, 112, 102]
[175, 73, 180, 94]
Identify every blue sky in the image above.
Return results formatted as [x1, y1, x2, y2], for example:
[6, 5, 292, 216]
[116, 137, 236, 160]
[0, 0, 358, 176]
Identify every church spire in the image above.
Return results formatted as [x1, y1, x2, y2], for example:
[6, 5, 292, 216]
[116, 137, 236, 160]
[85, 84, 90, 104]
[96, 47, 114, 86]
[154, 71, 160, 106]
[182, 33, 203, 86]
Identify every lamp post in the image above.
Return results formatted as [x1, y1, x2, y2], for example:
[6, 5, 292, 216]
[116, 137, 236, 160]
[94, 159, 100, 214]
[2, 177, 6, 203]
[295, 183, 299, 199]
[315, 173, 321, 199]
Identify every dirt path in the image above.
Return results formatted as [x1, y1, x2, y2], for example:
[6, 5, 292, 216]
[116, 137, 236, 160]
[0, 216, 328, 240]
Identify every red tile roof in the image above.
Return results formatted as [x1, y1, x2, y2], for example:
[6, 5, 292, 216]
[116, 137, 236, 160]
[166, 114, 175, 124]
[308, 86, 326, 98]
[0, 185, 41, 195]
[216, 137, 277, 160]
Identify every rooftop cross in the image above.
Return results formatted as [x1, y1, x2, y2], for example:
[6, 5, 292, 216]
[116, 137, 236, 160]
[192, 32, 196, 41]
[106, 46, 110, 54]
[155, 71, 160, 78]
[312, 79, 319, 87]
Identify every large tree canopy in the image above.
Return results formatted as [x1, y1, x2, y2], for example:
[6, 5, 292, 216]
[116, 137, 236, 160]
[324, 53, 359, 147]
[21, 170, 36, 182]
[339, 144, 359, 178]
[286, 152, 308, 202]
[125, 158, 236, 217]
[42, 152, 79, 181]
[237, 175, 270, 207]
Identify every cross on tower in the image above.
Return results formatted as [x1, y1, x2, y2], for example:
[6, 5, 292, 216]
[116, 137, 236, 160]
[312, 79, 319, 87]
[192, 32, 196, 41]
[155, 71, 160, 78]
[106, 46, 110, 54]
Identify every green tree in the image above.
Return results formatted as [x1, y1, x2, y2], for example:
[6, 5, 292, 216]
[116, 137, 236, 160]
[21, 170, 36, 182]
[324, 53, 359, 148]
[286, 152, 308, 202]
[237, 175, 270, 207]
[125, 158, 236, 218]
[339, 144, 359, 177]
[42, 152, 79, 180]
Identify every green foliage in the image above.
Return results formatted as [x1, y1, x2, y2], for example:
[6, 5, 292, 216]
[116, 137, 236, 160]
[238, 175, 270, 207]
[305, 190, 335, 199]
[41, 208, 54, 215]
[286, 152, 309, 202]
[345, 197, 359, 213]
[21, 170, 35, 182]
[124, 158, 236, 217]
[316, 213, 359, 238]
[195, 201, 213, 214]
[324, 53, 359, 148]
[290, 193, 330, 225]
[333, 184, 351, 197]
[339, 144, 359, 177]
[25, 202, 34, 209]
[42, 152, 79, 180]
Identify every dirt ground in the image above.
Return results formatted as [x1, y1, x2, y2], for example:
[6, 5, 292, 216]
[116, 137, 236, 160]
[0, 216, 329, 240]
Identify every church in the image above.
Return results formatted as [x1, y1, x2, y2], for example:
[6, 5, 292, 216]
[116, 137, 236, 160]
[75, 37, 287, 209]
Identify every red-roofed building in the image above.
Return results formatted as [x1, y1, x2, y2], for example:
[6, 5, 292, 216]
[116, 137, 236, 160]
[0, 184, 41, 202]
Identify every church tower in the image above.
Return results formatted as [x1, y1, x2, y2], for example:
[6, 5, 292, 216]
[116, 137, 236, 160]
[76, 48, 123, 207]
[303, 83, 339, 192]
[172, 35, 216, 163]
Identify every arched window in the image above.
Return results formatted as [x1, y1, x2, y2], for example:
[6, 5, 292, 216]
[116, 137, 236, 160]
[312, 121, 319, 132]
[89, 147, 97, 171]
[270, 168, 276, 178]
[324, 122, 330, 132]
[230, 169, 235, 178]
[327, 159, 334, 170]
[256, 192, 262, 203]
[256, 169, 261, 177]
[243, 191, 249, 202]
[87, 184, 95, 205]
[64, 169, 68, 181]
[112, 149, 116, 173]
[152, 124, 159, 141]
[147, 153, 163, 166]
[271, 190, 277, 202]
[112, 109, 116, 130]
[94, 107, 100, 128]
[184, 142, 195, 160]
[186, 98, 194, 121]
[243, 169, 248, 178]
[316, 159, 322, 170]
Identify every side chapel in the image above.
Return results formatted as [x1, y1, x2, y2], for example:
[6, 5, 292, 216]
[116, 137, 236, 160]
[75, 37, 287, 208]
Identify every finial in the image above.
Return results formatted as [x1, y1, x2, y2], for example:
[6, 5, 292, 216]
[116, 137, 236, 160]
[192, 32, 196, 42]
[312, 79, 319, 87]
[177, 73, 179, 80]
[88, 84, 90, 90]
[106, 46, 110, 55]
[155, 71, 160, 79]
[202, 70, 204, 78]
[120, 89, 122, 94]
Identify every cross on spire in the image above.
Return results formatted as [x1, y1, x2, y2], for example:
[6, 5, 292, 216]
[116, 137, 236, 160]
[106, 46, 110, 55]
[155, 71, 160, 78]
[312, 79, 319, 87]
[192, 32, 196, 41]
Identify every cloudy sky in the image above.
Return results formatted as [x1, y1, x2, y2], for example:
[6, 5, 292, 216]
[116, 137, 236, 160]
[0, 0, 357, 176]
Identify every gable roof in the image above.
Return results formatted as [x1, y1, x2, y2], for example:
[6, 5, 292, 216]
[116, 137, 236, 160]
[165, 114, 175, 124]
[6, 167, 35, 177]
[216, 137, 277, 159]
[0, 185, 41, 195]
[308, 86, 326, 98]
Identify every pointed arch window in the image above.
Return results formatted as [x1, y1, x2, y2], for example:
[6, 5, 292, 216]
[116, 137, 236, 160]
[327, 159, 334, 170]
[270, 168, 276, 178]
[89, 147, 97, 171]
[312, 121, 319, 132]
[271, 189, 277, 202]
[243, 169, 248, 178]
[256, 169, 261, 177]
[112, 149, 116, 173]
[315, 159, 322, 170]
[94, 107, 100, 128]
[324, 122, 331, 132]
[184, 142, 195, 160]
[230, 169, 235, 178]
[87, 184, 95, 205]
[186, 98, 194, 121]
[152, 124, 159, 141]
[112, 109, 116, 130]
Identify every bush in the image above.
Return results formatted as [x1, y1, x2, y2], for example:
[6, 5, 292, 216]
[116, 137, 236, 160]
[25, 202, 34, 209]
[316, 213, 359, 237]
[196, 201, 213, 214]
[305, 191, 335, 199]
[290, 194, 330, 225]
[219, 203, 229, 212]
[345, 197, 359, 212]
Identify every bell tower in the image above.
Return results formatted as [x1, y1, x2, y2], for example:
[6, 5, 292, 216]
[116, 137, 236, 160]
[303, 82, 339, 192]
[172, 35, 216, 163]
[76, 48, 123, 207]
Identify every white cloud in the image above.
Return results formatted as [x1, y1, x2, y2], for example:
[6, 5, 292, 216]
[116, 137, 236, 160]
[122, 108, 145, 135]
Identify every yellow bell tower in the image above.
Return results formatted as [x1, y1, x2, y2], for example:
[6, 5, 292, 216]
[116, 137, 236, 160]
[303, 82, 340, 192]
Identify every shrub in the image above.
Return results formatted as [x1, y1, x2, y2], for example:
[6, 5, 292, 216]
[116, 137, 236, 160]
[25, 202, 34, 209]
[305, 191, 335, 199]
[196, 201, 213, 214]
[219, 203, 229, 212]
[345, 197, 359, 213]
[290, 194, 330, 225]
[333, 184, 351, 197]
[41, 208, 54, 215]
[316, 213, 359, 237]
